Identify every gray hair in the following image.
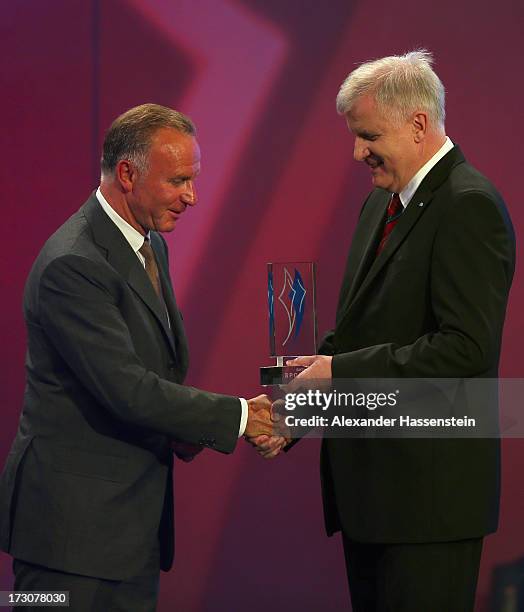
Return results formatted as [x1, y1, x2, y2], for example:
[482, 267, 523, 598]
[101, 103, 196, 175]
[336, 50, 445, 129]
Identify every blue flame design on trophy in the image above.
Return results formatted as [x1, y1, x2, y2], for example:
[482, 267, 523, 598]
[278, 267, 306, 346]
[261, 262, 316, 385]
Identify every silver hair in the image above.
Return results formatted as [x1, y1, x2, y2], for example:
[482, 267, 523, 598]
[336, 50, 445, 129]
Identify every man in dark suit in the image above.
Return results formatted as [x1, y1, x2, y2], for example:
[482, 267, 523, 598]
[252, 51, 515, 610]
[0, 104, 274, 611]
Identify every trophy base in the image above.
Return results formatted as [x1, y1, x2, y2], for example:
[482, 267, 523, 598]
[260, 365, 305, 386]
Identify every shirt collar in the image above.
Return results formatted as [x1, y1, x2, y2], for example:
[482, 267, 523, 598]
[398, 136, 454, 208]
[95, 187, 149, 252]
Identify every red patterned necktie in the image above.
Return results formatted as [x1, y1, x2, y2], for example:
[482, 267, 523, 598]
[376, 193, 403, 255]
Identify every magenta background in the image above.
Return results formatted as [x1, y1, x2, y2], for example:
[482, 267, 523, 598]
[1, 1, 523, 610]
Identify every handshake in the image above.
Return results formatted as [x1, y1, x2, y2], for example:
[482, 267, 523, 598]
[173, 355, 333, 462]
[244, 394, 291, 460]
[173, 394, 289, 462]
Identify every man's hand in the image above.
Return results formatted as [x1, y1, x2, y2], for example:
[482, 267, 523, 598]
[245, 394, 275, 438]
[244, 395, 291, 453]
[285, 355, 333, 391]
[245, 400, 290, 459]
[245, 434, 288, 459]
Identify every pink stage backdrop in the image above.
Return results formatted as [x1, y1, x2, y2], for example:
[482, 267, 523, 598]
[1, 1, 523, 610]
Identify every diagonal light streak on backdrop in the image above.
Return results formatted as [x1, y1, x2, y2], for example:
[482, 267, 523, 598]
[127, 0, 288, 302]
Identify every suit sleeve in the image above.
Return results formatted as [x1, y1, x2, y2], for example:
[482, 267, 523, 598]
[332, 191, 515, 378]
[318, 330, 336, 355]
[38, 254, 241, 453]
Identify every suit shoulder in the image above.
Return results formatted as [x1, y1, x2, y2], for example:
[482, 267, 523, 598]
[448, 160, 504, 204]
[30, 208, 106, 273]
[438, 160, 512, 231]
[434, 162, 515, 258]
[24, 206, 112, 313]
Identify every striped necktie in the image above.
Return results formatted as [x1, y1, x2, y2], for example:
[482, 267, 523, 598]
[139, 237, 163, 299]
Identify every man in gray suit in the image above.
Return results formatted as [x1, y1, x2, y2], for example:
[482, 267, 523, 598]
[0, 104, 274, 611]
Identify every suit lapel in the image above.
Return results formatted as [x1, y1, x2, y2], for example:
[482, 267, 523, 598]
[337, 145, 466, 322]
[82, 194, 177, 359]
[126, 264, 176, 356]
[336, 192, 388, 324]
[354, 186, 433, 300]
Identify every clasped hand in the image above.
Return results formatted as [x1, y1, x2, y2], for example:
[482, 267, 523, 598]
[244, 354, 332, 459]
[244, 394, 289, 459]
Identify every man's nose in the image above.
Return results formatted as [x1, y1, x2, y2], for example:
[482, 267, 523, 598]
[353, 138, 369, 162]
[181, 181, 197, 206]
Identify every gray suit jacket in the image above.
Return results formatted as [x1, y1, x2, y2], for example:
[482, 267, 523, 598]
[0, 193, 241, 579]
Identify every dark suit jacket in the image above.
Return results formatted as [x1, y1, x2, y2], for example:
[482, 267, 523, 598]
[318, 146, 515, 543]
[0, 193, 241, 580]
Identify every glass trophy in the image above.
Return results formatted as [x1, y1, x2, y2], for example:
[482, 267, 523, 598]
[260, 262, 318, 386]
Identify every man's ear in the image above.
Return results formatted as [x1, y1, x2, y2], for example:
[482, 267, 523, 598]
[412, 111, 428, 143]
[115, 159, 137, 193]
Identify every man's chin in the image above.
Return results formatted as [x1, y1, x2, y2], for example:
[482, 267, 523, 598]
[151, 225, 175, 234]
[155, 218, 178, 233]
[371, 172, 393, 191]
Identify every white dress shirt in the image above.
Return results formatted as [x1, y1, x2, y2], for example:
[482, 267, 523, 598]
[399, 136, 454, 207]
[95, 187, 248, 437]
